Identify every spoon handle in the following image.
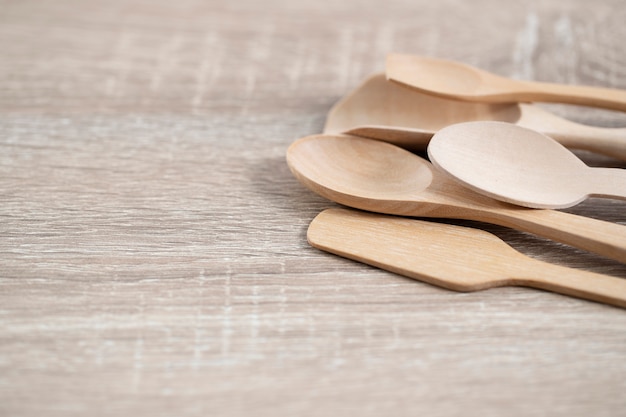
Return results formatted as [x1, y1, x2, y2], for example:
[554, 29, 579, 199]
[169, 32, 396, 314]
[549, 127, 626, 161]
[523, 80, 626, 112]
[590, 167, 626, 200]
[444, 202, 626, 263]
[519, 106, 626, 160]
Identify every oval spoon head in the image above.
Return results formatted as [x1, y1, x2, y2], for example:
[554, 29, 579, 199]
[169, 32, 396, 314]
[286, 134, 434, 208]
[428, 121, 590, 209]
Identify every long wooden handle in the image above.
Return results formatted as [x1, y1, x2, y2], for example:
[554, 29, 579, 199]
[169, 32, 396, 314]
[540, 123, 626, 161]
[518, 260, 626, 309]
[591, 168, 626, 200]
[440, 202, 626, 263]
[523, 79, 626, 112]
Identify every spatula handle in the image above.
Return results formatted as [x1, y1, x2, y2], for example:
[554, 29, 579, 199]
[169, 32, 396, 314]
[523, 80, 626, 112]
[520, 261, 626, 309]
[309, 208, 626, 309]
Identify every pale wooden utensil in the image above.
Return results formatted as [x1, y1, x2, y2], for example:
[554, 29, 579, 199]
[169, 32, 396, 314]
[308, 208, 626, 309]
[324, 73, 626, 160]
[386, 54, 626, 112]
[286, 134, 626, 263]
[428, 121, 626, 209]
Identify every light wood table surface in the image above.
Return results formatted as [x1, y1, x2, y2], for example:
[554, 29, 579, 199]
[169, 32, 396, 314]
[1, 0, 626, 415]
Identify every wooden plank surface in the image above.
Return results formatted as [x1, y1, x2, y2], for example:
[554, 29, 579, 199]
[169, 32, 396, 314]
[1, 0, 625, 415]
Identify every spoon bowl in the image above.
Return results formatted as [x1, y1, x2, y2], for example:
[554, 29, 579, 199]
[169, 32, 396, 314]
[428, 121, 626, 209]
[287, 134, 626, 262]
[324, 73, 626, 160]
[288, 131, 433, 201]
[386, 53, 626, 112]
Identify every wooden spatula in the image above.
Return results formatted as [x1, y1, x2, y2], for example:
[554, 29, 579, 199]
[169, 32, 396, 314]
[386, 53, 626, 112]
[308, 208, 626, 309]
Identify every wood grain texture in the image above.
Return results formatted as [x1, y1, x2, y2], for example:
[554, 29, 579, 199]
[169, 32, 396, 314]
[308, 208, 626, 308]
[1, 0, 626, 416]
[287, 134, 626, 262]
[324, 73, 626, 159]
[427, 121, 626, 208]
[386, 53, 626, 111]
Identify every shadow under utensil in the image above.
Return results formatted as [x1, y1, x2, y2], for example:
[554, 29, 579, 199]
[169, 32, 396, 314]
[247, 154, 340, 242]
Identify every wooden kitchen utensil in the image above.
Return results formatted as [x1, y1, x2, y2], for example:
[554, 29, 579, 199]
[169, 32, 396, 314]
[308, 208, 626, 309]
[324, 73, 626, 160]
[428, 121, 626, 209]
[386, 53, 626, 112]
[286, 134, 626, 262]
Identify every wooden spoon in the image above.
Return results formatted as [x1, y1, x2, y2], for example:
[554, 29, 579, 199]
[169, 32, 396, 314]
[286, 134, 626, 263]
[428, 121, 626, 209]
[309, 208, 626, 309]
[386, 53, 626, 112]
[324, 73, 626, 160]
